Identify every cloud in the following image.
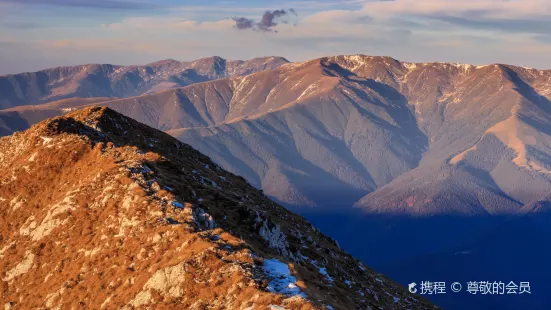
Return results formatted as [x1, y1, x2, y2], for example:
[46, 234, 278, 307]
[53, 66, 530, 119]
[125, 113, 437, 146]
[0, 0, 155, 10]
[300, 0, 551, 38]
[533, 34, 551, 45]
[4, 0, 551, 73]
[426, 15, 551, 34]
[355, 0, 551, 27]
[232, 17, 256, 30]
[231, 9, 299, 33]
[357, 0, 551, 18]
[102, 17, 234, 32]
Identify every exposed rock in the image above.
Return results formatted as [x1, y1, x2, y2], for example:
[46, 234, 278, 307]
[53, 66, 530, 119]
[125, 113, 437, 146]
[2, 250, 34, 282]
[259, 219, 292, 259]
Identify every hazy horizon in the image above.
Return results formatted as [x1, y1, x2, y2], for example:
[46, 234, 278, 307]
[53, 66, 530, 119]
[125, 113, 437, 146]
[2, 0, 551, 74]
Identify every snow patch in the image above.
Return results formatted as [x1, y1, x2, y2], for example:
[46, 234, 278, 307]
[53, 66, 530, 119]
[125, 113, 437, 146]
[344, 279, 353, 288]
[318, 267, 333, 284]
[171, 201, 184, 209]
[263, 258, 304, 297]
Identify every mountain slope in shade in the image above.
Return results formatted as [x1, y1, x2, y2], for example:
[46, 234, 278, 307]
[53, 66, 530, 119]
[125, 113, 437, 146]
[0, 107, 433, 310]
[381, 213, 551, 310]
[0, 56, 288, 109]
[355, 68, 551, 215]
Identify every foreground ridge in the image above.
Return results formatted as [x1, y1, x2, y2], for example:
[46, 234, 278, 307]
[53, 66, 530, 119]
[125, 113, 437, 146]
[0, 107, 434, 309]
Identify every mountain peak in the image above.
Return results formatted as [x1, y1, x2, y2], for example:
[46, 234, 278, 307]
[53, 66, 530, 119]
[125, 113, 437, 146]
[146, 59, 181, 66]
[31, 106, 135, 142]
[38, 106, 139, 136]
[190, 55, 226, 64]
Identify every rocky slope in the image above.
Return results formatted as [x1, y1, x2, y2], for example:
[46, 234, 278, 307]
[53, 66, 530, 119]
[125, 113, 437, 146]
[0, 56, 288, 109]
[0, 107, 433, 310]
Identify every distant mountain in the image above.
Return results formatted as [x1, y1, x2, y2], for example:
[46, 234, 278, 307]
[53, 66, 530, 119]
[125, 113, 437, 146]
[111, 56, 551, 214]
[0, 107, 433, 309]
[0, 56, 289, 109]
[3, 55, 551, 213]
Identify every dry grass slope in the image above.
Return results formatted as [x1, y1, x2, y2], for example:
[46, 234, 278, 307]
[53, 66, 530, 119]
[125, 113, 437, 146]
[0, 107, 434, 310]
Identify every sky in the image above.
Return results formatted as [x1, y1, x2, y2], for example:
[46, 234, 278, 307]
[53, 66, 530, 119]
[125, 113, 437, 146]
[1, 0, 551, 74]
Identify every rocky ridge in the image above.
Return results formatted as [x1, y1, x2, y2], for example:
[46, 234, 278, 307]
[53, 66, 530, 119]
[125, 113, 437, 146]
[0, 107, 433, 309]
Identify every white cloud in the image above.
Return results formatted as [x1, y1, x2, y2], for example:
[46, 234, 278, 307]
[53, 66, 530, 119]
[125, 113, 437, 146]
[357, 0, 551, 19]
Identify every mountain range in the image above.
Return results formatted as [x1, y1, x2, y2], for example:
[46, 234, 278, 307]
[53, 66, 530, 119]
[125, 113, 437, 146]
[0, 56, 288, 110]
[2, 54, 551, 309]
[4, 55, 551, 214]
